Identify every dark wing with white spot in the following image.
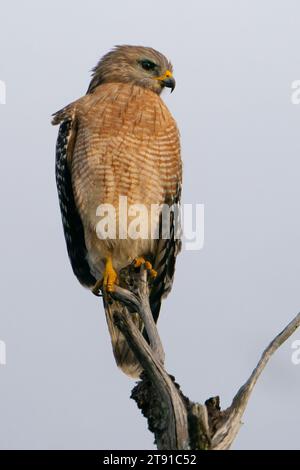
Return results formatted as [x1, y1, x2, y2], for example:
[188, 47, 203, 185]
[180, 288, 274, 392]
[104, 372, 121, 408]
[54, 116, 96, 288]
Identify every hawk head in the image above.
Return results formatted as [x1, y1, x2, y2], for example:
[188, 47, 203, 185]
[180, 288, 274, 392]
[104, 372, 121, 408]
[87, 45, 175, 95]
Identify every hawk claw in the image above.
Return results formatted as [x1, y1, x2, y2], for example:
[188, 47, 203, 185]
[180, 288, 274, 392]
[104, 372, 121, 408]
[133, 257, 157, 278]
[92, 257, 118, 296]
[102, 257, 118, 293]
[92, 279, 103, 297]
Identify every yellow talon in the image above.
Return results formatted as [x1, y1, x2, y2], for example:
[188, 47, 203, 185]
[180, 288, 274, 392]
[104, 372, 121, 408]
[134, 257, 146, 268]
[134, 257, 157, 278]
[102, 257, 118, 292]
[145, 261, 157, 278]
[149, 268, 157, 278]
[144, 261, 152, 270]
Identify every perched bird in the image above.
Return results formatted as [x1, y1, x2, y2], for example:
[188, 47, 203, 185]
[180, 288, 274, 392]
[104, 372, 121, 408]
[53, 45, 182, 377]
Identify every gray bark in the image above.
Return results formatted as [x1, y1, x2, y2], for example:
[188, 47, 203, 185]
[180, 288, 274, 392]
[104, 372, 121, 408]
[110, 270, 300, 450]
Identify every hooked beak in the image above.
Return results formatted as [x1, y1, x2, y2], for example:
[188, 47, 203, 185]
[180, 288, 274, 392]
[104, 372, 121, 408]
[155, 70, 176, 93]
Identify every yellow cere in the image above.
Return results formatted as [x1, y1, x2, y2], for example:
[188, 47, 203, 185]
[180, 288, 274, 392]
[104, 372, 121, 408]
[155, 70, 173, 81]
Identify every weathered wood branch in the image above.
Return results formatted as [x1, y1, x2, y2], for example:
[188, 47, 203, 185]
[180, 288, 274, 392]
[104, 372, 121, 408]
[110, 274, 300, 450]
[111, 268, 165, 365]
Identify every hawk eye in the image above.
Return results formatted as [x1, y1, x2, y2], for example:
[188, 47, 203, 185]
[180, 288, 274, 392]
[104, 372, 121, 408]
[140, 59, 157, 71]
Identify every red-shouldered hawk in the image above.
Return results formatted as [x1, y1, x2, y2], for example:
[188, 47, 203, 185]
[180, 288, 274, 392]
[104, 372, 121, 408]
[53, 45, 182, 378]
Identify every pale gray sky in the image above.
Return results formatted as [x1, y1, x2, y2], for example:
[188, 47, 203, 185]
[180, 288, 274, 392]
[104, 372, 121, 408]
[0, 0, 300, 450]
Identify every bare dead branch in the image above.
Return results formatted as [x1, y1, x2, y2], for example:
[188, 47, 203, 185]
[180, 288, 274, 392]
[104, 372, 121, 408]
[112, 267, 165, 365]
[210, 312, 300, 449]
[110, 274, 300, 450]
[111, 290, 189, 450]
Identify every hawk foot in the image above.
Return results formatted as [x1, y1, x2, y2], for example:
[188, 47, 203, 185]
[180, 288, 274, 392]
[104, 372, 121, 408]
[92, 257, 118, 295]
[103, 257, 118, 292]
[133, 257, 157, 278]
